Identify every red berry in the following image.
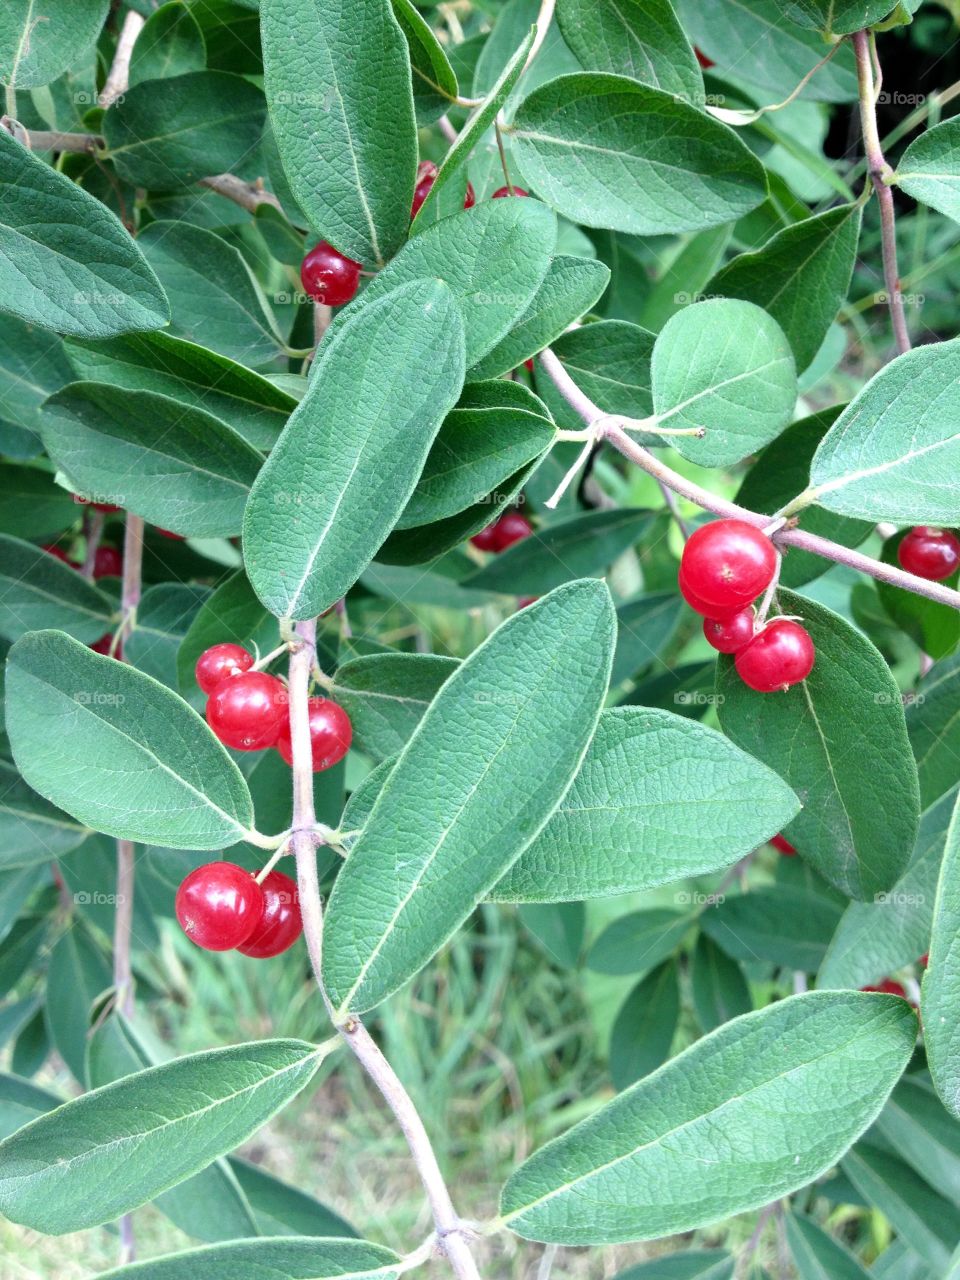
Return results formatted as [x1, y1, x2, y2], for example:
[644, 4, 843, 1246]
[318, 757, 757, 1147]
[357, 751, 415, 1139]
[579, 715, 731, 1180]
[411, 160, 437, 217]
[276, 696, 352, 771]
[679, 520, 777, 614]
[735, 619, 815, 693]
[695, 47, 715, 69]
[175, 861, 264, 952]
[300, 241, 361, 306]
[678, 566, 741, 620]
[492, 511, 534, 551]
[206, 672, 287, 751]
[919, 953, 929, 968]
[90, 632, 119, 658]
[470, 523, 500, 552]
[195, 643, 254, 695]
[237, 870, 302, 958]
[861, 978, 907, 998]
[156, 527, 185, 540]
[524, 358, 535, 373]
[897, 527, 960, 581]
[518, 596, 539, 609]
[770, 834, 796, 856]
[93, 545, 122, 579]
[42, 543, 75, 565]
[492, 185, 530, 198]
[703, 607, 755, 654]
[463, 181, 476, 208]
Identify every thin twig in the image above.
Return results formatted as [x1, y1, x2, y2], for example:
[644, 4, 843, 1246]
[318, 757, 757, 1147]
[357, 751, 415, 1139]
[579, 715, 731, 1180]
[288, 620, 482, 1280]
[99, 10, 145, 108]
[80, 510, 106, 581]
[0, 117, 101, 152]
[539, 348, 960, 611]
[853, 29, 911, 355]
[198, 173, 283, 213]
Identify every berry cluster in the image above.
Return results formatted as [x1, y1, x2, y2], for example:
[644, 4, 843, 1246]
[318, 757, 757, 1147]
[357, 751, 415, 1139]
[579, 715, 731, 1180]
[897, 526, 960, 580]
[175, 861, 301, 957]
[196, 642, 353, 767]
[470, 509, 534, 554]
[681, 520, 815, 693]
[300, 167, 527, 308]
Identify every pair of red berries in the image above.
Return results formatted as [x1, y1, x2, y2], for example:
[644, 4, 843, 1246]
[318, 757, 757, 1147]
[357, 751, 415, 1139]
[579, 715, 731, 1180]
[680, 520, 815, 693]
[897, 526, 960, 580]
[299, 170, 531, 308]
[196, 643, 352, 770]
[470, 510, 534, 554]
[175, 861, 301, 957]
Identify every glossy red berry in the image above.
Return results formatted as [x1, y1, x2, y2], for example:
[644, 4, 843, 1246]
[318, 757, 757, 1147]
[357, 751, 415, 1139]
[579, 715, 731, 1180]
[735, 619, 815, 693]
[678, 567, 741, 620]
[695, 47, 715, 69]
[470, 523, 500, 552]
[411, 160, 437, 217]
[703, 607, 755, 654]
[492, 511, 534, 551]
[93, 545, 123, 579]
[861, 978, 908, 998]
[679, 520, 777, 614]
[175, 861, 264, 952]
[276, 696, 352, 771]
[300, 241, 361, 307]
[770, 834, 796, 856]
[90, 632, 119, 658]
[195, 643, 254, 695]
[897, 526, 960, 581]
[237, 870, 302, 958]
[206, 672, 287, 751]
[492, 185, 529, 198]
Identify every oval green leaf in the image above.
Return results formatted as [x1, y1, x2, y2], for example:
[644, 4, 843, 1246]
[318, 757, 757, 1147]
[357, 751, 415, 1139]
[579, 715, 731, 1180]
[0, 532, 116, 643]
[95, 1238, 401, 1280]
[922, 790, 960, 1117]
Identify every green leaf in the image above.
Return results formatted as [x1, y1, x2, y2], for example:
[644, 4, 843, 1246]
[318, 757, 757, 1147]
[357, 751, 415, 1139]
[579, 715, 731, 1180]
[0, 0, 108, 88]
[0, 463, 81, 541]
[701, 886, 843, 971]
[908, 654, 960, 808]
[0, 316, 73, 453]
[465, 508, 655, 595]
[137, 221, 283, 367]
[0, 129, 168, 337]
[6, 630, 256, 849]
[610, 592, 683, 686]
[877, 530, 960, 661]
[493, 707, 799, 902]
[638, 226, 732, 333]
[818, 788, 955, 990]
[468, 256, 611, 383]
[40, 384, 263, 538]
[586, 908, 690, 976]
[785, 1213, 872, 1280]
[842, 1144, 960, 1273]
[707, 205, 862, 373]
[896, 120, 960, 225]
[735, 409, 872, 588]
[922, 790, 960, 1117]
[94, 1238, 402, 1280]
[809, 339, 960, 524]
[360, 560, 501, 611]
[261, 0, 416, 267]
[125, 584, 211, 688]
[780, 0, 897, 35]
[129, 3, 206, 84]
[0, 532, 115, 643]
[413, 29, 534, 228]
[557, 0, 702, 101]
[609, 959, 680, 1091]
[323, 579, 616, 1015]
[176, 571, 273, 696]
[690, 935, 752, 1034]
[606, 1253, 734, 1280]
[64, 332, 296, 453]
[104, 71, 265, 189]
[876, 1077, 960, 1204]
[44, 924, 110, 1083]
[499, 990, 916, 1244]
[651, 299, 797, 468]
[674, 0, 858, 102]
[0, 1039, 328, 1234]
[325, 198, 557, 368]
[330, 653, 458, 763]
[392, 0, 458, 123]
[0, 1072, 60, 1140]
[717, 591, 920, 901]
[509, 74, 767, 236]
[243, 280, 466, 619]
[0, 760, 89, 867]
[518, 902, 585, 968]
[228, 1157, 355, 1238]
[396, 381, 555, 529]
[536, 320, 655, 426]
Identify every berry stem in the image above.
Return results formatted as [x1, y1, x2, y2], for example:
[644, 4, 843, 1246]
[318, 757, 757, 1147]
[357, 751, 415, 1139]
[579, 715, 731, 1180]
[539, 346, 960, 610]
[853, 28, 911, 355]
[79, 508, 106, 581]
[753, 550, 782, 631]
[287, 618, 483, 1280]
